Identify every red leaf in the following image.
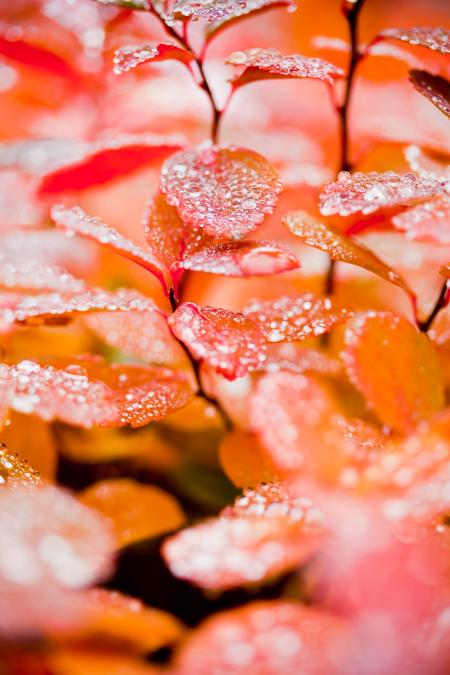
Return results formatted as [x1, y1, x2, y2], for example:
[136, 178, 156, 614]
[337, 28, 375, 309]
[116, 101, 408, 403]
[284, 210, 413, 298]
[0, 288, 157, 327]
[0, 35, 81, 84]
[392, 196, 450, 243]
[160, 143, 282, 239]
[175, 240, 300, 277]
[51, 205, 168, 290]
[227, 48, 345, 87]
[342, 312, 444, 433]
[409, 70, 450, 118]
[39, 136, 182, 194]
[206, 0, 295, 41]
[0, 444, 40, 488]
[0, 260, 86, 293]
[0, 359, 194, 428]
[173, 601, 349, 675]
[319, 171, 448, 217]
[244, 295, 353, 342]
[168, 303, 266, 380]
[163, 484, 325, 590]
[378, 27, 450, 55]
[113, 42, 195, 74]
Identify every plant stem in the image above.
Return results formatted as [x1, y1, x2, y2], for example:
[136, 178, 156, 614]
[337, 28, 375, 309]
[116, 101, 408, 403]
[324, 0, 365, 295]
[418, 281, 448, 333]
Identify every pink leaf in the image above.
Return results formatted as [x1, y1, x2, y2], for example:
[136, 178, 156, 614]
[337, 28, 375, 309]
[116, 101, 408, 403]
[0, 261, 86, 293]
[206, 0, 295, 41]
[0, 288, 157, 327]
[227, 48, 345, 87]
[171, 0, 251, 22]
[409, 70, 450, 118]
[175, 240, 300, 277]
[262, 344, 342, 376]
[160, 143, 282, 239]
[244, 295, 353, 342]
[168, 303, 266, 379]
[404, 145, 450, 181]
[113, 42, 195, 74]
[51, 205, 168, 291]
[392, 196, 450, 243]
[162, 484, 325, 590]
[173, 601, 349, 675]
[39, 136, 182, 194]
[319, 170, 448, 217]
[284, 210, 414, 298]
[378, 27, 450, 55]
[0, 359, 194, 428]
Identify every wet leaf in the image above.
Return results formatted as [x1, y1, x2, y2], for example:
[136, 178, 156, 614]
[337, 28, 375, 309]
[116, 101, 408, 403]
[113, 42, 194, 74]
[39, 136, 182, 194]
[392, 196, 450, 243]
[168, 303, 267, 379]
[206, 0, 295, 41]
[162, 485, 325, 590]
[176, 240, 300, 277]
[160, 143, 282, 239]
[173, 601, 348, 674]
[0, 288, 157, 327]
[319, 171, 448, 217]
[342, 312, 444, 433]
[0, 359, 194, 429]
[227, 48, 344, 87]
[172, 0, 252, 22]
[0, 34, 81, 84]
[244, 294, 353, 342]
[51, 205, 168, 289]
[284, 210, 413, 298]
[79, 479, 185, 548]
[378, 27, 450, 55]
[409, 70, 450, 118]
[0, 260, 86, 293]
[76, 588, 184, 653]
[0, 443, 40, 488]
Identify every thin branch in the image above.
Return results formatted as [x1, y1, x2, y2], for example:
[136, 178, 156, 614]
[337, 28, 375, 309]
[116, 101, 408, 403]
[419, 281, 448, 333]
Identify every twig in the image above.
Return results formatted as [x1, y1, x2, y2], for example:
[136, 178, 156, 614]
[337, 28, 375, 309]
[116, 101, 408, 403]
[419, 281, 448, 333]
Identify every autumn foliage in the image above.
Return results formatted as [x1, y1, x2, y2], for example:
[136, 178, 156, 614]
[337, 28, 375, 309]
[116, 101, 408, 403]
[0, 0, 449, 673]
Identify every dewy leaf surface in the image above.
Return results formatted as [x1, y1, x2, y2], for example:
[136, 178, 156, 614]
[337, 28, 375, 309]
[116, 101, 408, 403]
[173, 601, 349, 675]
[227, 48, 344, 87]
[206, 0, 295, 40]
[409, 70, 450, 118]
[378, 27, 450, 55]
[392, 196, 450, 243]
[168, 303, 267, 380]
[162, 484, 325, 590]
[0, 359, 194, 429]
[160, 143, 282, 239]
[0, 261, 86, 294]
[176, 240, 299, 277]
[51, 205, 168, 289]
[0, 288, 157, 326]
[172, 0, 251, 22]
[0, 444, 41, 488]
[319, 171, 448, 217]
[113, 43, 195, 74]
[284, 210, 413, 298]
[342, 312, 444, 433]
[244, 294, 353, 342]
[39, 136, 182, 194]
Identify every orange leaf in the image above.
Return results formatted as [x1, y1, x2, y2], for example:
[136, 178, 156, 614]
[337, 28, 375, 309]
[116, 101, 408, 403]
[160, 143, 282, 238]
[342, 312, 444, 433]
[0, 443, 40, 488]
[219, 431, 279, 487]
[284, 210, 414, 299]
[244, 294, 353, 342]
[79, 479, 185, 548]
